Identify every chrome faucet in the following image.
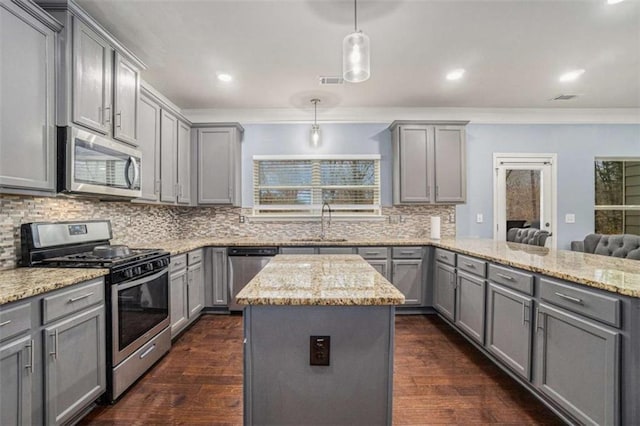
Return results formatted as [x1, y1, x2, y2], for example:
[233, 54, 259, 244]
[320, 202, 332, 240]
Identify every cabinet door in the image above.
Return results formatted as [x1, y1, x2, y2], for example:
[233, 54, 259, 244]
[197, 128, 233, 204]
[160, 110, 177, 203]
[391, 259, 423, 306]
[485, 283, 532, 380]
[0, 1, 56, 191]
[44, 305, 106, 426]
[433, 262, 456, 321]
[455, 272, 486, 344]
[187, 263, 204, 318]
[208, 248, 228, 306]
[72, 19, 112, 135]
[113, 52, 140, 145]
[0, 336, 33, 426]
[536, 303, 619, 426]
[177, 120, 191, 204]
[399, 125, 433, 203]
[137, 94, 161, 201]
[170, 271, 188, 337]
[434, 126, 466, 203]
[367, 259, 389, 280]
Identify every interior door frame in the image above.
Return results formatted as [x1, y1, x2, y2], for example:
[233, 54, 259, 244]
[493, 153, 558, 248]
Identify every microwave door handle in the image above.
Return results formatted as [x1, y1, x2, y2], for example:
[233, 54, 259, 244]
[124, 156, 133, 188]
[130, 157, 140, 189]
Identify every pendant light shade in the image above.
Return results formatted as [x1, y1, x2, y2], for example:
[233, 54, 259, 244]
[343, 31, 370, 83]
[310, 99, 321, 147]
[343, 0, 370, 83]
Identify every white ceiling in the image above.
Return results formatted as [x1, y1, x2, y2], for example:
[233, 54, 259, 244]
[77, 0, 640, 112]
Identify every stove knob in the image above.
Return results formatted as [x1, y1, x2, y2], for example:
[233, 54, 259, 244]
[124, 269, 134, 279]
[133, 266, 142, 275]
[163, 258, 170, 267]
[145, 263, 153, 271]
[155, 260, 164, 268]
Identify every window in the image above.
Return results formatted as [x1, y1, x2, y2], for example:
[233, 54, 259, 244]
[594, 159, 640, 235]
[253, 155, 381, 216]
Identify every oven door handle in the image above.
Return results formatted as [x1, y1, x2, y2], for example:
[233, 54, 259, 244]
[116, 268, 168, 291]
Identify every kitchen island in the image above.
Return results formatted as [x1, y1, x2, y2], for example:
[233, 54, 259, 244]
[236, 254, 404, 426]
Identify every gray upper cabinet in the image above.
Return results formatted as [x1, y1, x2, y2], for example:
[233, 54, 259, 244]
[73, 19, 112, 135]
[390, 121, 468, 205]
[160, 110, 178, 203]
[196, 124, 243, 205]
[113, 52, 140, 145]
[485, 283, 533, 381]
[44, 304, 106, 426]
[177, 120, 191, 204]
[0, 335, 33, 426]
[0, 0, 60, 193]
[137, 92, 161, 202]
[434, 126, 466, 203]
[535, 303, 620, 426]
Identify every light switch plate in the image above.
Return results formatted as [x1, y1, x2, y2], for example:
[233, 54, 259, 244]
[476, 213, 483, 223]
[565, 213, 576, 224]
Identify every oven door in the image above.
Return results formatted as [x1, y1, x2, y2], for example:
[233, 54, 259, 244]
[111, 269, 169, 365]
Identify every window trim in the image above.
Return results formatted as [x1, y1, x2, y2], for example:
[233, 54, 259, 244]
[252, 154, 382, 218]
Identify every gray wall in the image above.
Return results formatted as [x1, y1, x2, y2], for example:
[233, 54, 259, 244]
[457, 124, 640, 249]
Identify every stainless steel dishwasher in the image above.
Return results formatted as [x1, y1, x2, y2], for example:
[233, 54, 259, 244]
[228, 247, 278, 311]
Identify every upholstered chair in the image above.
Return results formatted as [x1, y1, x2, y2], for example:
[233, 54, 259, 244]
[506, 228, 550, 247]
[571, 234, 640, 260]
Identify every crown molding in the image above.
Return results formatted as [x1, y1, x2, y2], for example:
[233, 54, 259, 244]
[183, 107, 640, 125]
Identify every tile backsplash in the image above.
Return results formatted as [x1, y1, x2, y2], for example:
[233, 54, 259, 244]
[0, 194, 455, 270]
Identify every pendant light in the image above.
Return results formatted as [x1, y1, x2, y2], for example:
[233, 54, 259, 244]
[343, 0, 370, 83]
[310, 99, 321, 147]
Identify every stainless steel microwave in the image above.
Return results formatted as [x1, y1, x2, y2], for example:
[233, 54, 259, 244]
[57, 126, 142, 198]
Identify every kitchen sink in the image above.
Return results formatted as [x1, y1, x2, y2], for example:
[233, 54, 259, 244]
[290, 238, 348, 242]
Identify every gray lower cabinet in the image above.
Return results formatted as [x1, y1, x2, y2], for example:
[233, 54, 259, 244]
[195, 124, 243, 205]
[485, 283, 533, 380]
[454, 272, 486, 344]
[170, 267, 188, 337]
[206, 248, 228, 307]
[43, 304, 106, 425]
[367, 259, 389, 280]
[433, 261, 456, 321]
[0, 0, 59, 193]
[535, 303, 620, 426]
[0, 335, 33, 425]
[391, 259, 423, 305]
[136, 91, 162, 202]
[187, 261, 204, 317]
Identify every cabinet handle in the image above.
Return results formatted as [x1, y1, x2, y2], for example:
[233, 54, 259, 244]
[25, 339, 34, 372]
[535, 309, 544, 332]
[400, 251, 415, 255]
[365, 251, 379, 255]
[116, 111, 122, 128]
[104, 106, 111, 125]
[436, 185, 439, 199]
[496, 273, 514, 281]
[554, 292, 583, 304]
[464, 262, 475, 268]
[68, 292, 94, 303]
[0, 320, 11, 327]
[522, 303, 530, 325]
[154, 180, 160, 194]
[49, 329, 58, 360]
[139, 344, 156, 360]
[439, 254, 448, 259]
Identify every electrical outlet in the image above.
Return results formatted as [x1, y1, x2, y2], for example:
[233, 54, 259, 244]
[476, 213, 483, 223]
[310, 336, 330, 366]
[565, 213, 576, 224]
[449, 213, 455, 223]
[239, 215, 245, 223]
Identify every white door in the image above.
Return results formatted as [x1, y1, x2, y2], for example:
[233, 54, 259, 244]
[494, 154, 557, 248]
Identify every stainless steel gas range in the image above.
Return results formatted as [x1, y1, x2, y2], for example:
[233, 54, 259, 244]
[21, 220, 171, 402]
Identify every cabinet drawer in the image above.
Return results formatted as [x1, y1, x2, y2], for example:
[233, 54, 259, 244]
[171, 254, 187, 272]
[318, 247, 354, 255]
[488, 264, 533, 295]
[392, 247, 423, 259]
[539, 278, 621, 328]
[188, 250, 203, 265]
[457, 255, 486, 278]
[357, 247, 388, 259]
[434, 248, 456, 266]
[0, 302, 31, 342]
[42, 279, 104, 324]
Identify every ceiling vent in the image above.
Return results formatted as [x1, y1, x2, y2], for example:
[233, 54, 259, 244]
[319, 76, 344, 85]
[552, 94, 579, 101]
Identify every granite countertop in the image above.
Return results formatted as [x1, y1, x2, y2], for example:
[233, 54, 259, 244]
[236, 255, 405, 306]
[0, 268, 108, 305]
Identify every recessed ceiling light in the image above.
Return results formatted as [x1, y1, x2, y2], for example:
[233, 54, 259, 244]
[217, 73, 233, 82]
[446, 69, 465, 81]
[607, 0, 625, 4]
[559, 69, 585, 82]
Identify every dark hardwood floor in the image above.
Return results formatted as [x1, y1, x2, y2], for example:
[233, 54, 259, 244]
[82, 314, 563, 425]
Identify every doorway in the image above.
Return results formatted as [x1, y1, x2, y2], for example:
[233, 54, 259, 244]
[493, 153, 557, 248]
